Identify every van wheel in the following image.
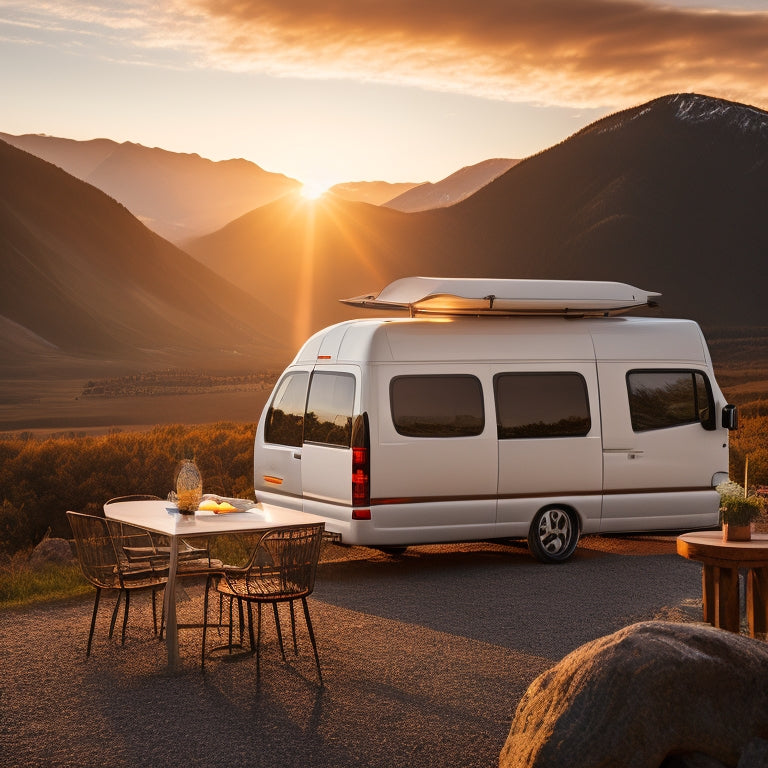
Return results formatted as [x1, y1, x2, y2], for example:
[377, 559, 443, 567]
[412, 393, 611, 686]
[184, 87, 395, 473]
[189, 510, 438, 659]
[527, 507, 579, 563]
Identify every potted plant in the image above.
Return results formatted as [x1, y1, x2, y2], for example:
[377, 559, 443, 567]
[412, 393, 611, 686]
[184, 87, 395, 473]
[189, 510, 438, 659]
[717, 480, 764, 541]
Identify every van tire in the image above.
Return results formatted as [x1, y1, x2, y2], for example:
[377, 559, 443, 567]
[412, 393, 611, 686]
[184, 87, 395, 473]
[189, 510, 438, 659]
[527, 507, 579, 563]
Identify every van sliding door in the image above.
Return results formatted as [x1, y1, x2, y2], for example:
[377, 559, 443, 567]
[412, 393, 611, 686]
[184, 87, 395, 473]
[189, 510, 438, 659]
[494, 365, 603, 536]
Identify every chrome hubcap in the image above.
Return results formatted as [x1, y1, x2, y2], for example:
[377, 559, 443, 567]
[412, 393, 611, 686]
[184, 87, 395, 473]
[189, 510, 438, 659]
[537, 509, 572, 555]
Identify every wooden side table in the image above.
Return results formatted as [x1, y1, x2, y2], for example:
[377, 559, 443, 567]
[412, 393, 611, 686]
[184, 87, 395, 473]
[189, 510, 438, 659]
[677, 531, 768, 637]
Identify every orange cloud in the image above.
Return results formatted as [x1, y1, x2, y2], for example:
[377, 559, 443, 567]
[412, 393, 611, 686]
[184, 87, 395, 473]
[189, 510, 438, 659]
[183, 0, 768, 108]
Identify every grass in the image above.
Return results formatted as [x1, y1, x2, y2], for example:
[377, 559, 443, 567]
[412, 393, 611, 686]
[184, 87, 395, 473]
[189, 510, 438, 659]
[0, 552, 91, 609]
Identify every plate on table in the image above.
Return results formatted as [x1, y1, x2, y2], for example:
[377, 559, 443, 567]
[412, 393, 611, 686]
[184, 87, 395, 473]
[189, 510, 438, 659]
[198, 500, 242, 515]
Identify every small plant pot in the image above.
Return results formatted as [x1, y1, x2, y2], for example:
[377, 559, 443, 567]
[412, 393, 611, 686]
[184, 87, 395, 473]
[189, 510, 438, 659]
[722, 522, 752, 542]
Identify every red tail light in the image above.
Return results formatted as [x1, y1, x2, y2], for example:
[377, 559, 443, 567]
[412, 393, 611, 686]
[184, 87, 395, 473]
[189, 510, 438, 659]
[351, 413, 370, 510]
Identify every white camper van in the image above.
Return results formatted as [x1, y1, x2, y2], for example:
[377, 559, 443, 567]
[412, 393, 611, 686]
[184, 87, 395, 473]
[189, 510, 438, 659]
[253, 278, 737, 562]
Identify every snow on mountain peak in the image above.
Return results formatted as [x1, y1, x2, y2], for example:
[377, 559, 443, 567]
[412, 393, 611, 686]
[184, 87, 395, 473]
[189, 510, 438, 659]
[669, 93, 768, 137]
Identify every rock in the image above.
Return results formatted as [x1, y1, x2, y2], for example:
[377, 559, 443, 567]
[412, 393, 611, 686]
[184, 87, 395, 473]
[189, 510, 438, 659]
[738, 738, 768, 768]
[500, 621, 768, 768]
[661, 753, 727, 768]
[29, 537, 76, 568]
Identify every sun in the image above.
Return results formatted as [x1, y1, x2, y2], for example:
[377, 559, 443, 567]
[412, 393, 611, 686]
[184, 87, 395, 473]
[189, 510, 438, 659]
[300, 180, 331, 200]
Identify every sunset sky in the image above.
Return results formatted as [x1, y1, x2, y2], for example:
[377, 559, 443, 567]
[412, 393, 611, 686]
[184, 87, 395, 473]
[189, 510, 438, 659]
[2, 1, 768, 191]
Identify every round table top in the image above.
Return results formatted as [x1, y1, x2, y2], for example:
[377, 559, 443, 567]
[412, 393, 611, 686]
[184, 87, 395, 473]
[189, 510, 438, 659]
[677, 530, 768, 568]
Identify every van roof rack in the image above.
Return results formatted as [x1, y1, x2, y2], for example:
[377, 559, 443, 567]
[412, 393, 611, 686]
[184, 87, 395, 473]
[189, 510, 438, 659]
[340, 277, 660, 317]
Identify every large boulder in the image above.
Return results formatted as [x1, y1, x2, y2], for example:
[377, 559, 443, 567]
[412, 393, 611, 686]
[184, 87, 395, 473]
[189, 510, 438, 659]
[500, 621, 768, 768]
[29, 537, 76, 568]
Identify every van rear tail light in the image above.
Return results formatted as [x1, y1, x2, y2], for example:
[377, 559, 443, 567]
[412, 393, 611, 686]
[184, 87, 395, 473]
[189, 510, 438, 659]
[352, 447, 370, 506]
[352, 508, 371, 520]
[351, 413, 370, 509]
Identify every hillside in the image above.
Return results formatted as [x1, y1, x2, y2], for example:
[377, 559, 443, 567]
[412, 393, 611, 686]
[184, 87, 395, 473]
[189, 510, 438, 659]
[0, 139, 289, 377]
[328, 180, 419, 205]
[187, 93, 768, 340]
[384, 158, 519, 211]
[0, 133, 300, 242]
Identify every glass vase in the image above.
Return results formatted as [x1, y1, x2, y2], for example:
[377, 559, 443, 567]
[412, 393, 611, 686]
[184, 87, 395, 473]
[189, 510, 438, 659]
[175, 459, 202, 514]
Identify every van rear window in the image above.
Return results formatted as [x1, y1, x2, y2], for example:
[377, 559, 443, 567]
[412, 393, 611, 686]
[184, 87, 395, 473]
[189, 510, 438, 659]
[627, 370, 715, 431]
[494, 373, 591, 439]
[304, 372, 356, 447]
[264, 371, 309, 447]
[390, 375, 484, 437]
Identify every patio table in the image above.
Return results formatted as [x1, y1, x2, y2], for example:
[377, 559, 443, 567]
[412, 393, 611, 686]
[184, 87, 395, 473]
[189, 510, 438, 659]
[677, 530, 768, 638]
[103, 498, 323, 670]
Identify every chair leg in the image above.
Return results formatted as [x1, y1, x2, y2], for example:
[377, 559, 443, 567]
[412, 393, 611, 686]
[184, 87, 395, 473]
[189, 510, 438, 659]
[121, 590, 131, 644]
[151, 588, 158, 636]
[273, 603, 286, 661]
[255, 603, 262, 677]
[87, 588, 102, 657]
[289, 601, 298, 655]
[227, 597, 235, 654]
[301, 597, 322, 685]
[201, 576, 211, 670]
[109, 591, 122, 639]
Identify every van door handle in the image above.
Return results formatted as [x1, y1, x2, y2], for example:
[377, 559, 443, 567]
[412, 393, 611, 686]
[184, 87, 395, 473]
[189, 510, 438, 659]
[604, 449, 644, 459]
[293, 452, 301, 460]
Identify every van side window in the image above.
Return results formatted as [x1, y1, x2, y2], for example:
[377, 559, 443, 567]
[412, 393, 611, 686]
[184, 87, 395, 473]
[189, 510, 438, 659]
[494, 373, 591, 439]
[390, 375, 484, 437]
[304, 372, 356, 447]
[627, 370, 716, 432]
[264, 372, 309, 447]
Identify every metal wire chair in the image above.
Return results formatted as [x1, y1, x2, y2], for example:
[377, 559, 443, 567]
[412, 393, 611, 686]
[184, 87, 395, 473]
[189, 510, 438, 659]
[104, 495, 225, 641]
[104, 495, 210, 566]
[66, 511, 169, 656]
[201, 523, 325, 682]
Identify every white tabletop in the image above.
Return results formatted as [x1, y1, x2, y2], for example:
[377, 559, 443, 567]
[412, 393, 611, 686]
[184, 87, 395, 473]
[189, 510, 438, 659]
[103, 498, 324, 538]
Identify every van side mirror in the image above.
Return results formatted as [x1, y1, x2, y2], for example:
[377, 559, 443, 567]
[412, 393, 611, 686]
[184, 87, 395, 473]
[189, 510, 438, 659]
[722, 404, 738, 431]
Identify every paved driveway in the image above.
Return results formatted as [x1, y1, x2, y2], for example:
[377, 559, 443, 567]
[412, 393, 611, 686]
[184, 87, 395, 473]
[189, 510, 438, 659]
[0, 535, 702, 768]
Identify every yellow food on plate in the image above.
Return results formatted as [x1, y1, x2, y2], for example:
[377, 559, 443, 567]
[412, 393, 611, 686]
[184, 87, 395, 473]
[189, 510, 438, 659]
[213, 502, 238, 514]
[197, 499, 219, 511]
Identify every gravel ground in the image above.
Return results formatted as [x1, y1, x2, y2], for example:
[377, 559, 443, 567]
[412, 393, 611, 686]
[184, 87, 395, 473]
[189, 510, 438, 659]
[0, 535, 704, 768]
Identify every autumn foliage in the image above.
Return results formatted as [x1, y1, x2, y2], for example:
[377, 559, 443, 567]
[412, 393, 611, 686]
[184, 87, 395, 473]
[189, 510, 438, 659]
[0, 423, 256, 555]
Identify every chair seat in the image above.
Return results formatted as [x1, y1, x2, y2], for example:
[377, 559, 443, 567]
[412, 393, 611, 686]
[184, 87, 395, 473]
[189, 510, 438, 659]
[122, 545, 209, 563]
[120, 562, 169, 586]
[216, 574, 308, 601]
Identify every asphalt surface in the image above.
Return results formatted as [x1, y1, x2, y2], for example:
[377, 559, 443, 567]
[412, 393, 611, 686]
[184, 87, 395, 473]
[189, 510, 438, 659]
[0, 535, 704, 768]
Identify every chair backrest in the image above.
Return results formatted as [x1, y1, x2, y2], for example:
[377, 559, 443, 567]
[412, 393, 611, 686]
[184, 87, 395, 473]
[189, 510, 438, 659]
[253, 523, 325, 597]
[105, 518, 160, 566]
[66, 511, 122, 590]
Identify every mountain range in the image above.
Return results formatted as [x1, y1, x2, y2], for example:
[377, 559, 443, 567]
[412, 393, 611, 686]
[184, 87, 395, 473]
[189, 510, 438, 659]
[0, 133, 299, 243]
[0, 132, 514, 243]
[384, 158, 519, 212]
[187, 93, 768, 336]
[0, 139, 289, 376]
[2, 92, 767, 385]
